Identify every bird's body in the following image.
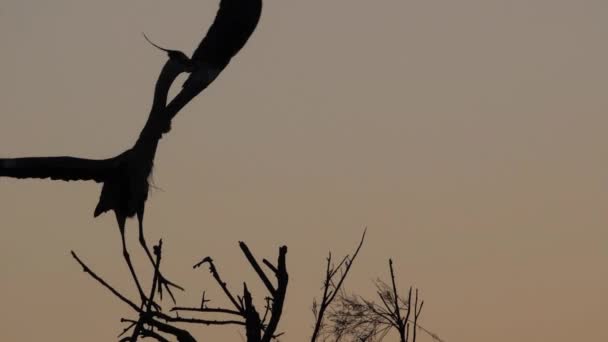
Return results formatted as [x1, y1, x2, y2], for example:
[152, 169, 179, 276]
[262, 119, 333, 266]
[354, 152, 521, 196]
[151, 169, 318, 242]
[0, 0, 263, 302]
[93, 149, 151, 220]
[0, 139, 153, 223]
[1, 58, 182, 224]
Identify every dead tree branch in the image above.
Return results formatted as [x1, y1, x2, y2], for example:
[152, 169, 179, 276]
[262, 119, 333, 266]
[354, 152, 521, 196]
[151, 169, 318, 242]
[179, 242, 288, 342]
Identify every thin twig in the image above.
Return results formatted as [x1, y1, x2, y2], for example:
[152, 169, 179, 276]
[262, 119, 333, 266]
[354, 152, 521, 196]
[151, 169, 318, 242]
[194, 257, 244, 313]
[171, 307, 242, 316]
[71, 251, 140, 313]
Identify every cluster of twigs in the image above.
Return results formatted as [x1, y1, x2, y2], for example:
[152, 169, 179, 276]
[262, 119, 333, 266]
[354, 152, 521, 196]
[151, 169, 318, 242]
[71, 240, 287, 342]
[310, 232, 444, 342]
[323, 261, 441, 342]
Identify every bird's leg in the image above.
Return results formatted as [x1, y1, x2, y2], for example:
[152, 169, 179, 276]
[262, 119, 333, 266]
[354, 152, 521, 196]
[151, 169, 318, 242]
[137, 209, 184, 303]
[115, 213, 149, 308]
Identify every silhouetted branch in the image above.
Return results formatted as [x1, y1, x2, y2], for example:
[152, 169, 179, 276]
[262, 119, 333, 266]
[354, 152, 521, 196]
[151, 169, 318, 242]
[243, 284, 262, 342]
[130, 240, 165, 341]
[260, 245, 288, 342]
[71, 251, 140, 313]
[311, 228, 366, 342]
[413, 289, 423, 342]
[194, 256, 244, 313]
[171, 306, 242, 316]
[388, 259, 407, 341]
[174, 242, 288, 342]
[120, 315, 199, 342]
[240, 242, 276, 295]
[142, 318, 197, 342]
[262, 259, 278, 274]
[139, 329, 170, 342]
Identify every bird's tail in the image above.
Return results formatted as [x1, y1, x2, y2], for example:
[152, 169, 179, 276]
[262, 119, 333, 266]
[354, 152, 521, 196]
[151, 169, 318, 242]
[93, 200, 109, 217]
[93, 178, 120, 218]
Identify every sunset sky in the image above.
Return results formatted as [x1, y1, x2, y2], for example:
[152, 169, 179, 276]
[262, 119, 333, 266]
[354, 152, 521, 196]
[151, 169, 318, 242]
[1, 0, 607, 341]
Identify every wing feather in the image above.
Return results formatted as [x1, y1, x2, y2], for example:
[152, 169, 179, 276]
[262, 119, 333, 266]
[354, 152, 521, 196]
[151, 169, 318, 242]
[190, 0, 262, 67]
[0, 156, 112, 182]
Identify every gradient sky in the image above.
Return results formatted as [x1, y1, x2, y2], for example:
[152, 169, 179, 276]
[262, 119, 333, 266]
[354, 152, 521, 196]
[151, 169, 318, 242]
[1, 0, 607, 341]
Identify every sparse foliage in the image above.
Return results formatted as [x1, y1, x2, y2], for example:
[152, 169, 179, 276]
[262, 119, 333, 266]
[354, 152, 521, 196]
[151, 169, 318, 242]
[323, 260, 444, 342]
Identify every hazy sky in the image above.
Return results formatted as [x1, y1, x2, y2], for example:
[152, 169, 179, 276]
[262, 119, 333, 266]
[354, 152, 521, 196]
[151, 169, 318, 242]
[1, 0, 607, 341]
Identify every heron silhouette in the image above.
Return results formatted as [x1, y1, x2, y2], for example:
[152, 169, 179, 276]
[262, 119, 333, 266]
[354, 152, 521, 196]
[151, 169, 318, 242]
[1, 0, 263, 303]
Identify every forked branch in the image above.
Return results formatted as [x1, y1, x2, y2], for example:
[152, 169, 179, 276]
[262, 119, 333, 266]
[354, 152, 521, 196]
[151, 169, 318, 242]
[181, 242, 288, 342]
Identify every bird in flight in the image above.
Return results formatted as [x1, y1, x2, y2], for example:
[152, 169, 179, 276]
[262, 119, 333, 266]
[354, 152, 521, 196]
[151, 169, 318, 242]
[1, 0, 263, 304]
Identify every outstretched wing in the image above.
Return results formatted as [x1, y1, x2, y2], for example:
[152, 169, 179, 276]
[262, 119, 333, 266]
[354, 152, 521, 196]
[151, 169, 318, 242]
[190, 0, 263, 67]
[0, 156, 113, 182]
[136, 0, 263, 144]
